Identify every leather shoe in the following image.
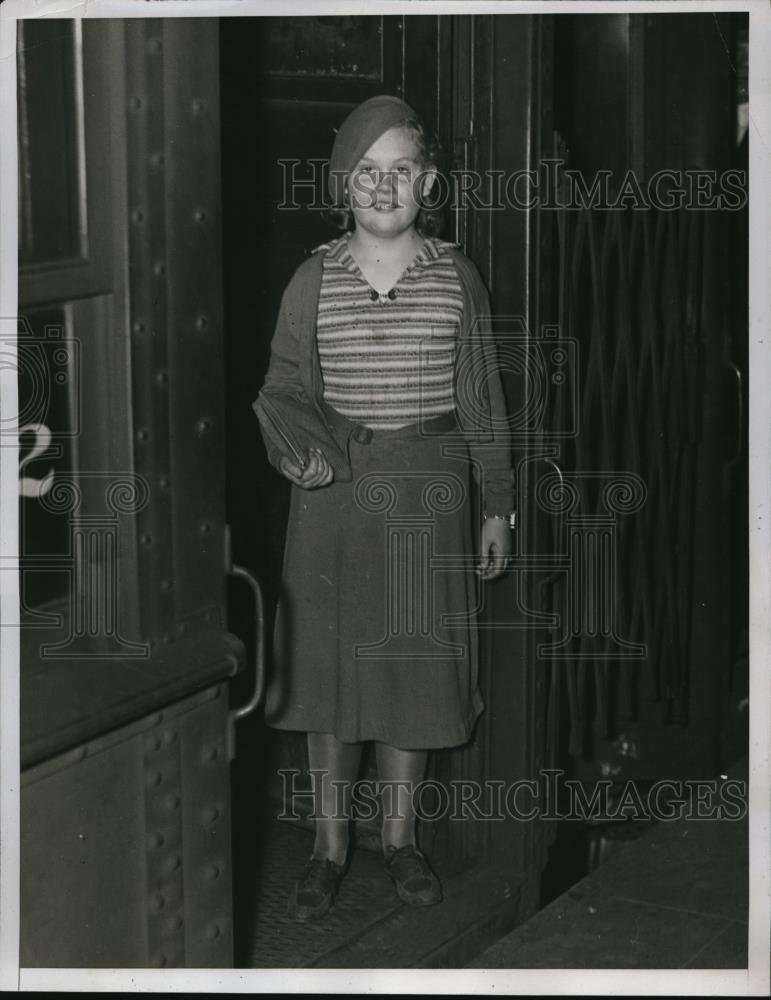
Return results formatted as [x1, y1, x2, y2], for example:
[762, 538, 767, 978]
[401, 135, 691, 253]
[384, 844, 442, 906]
[288, 856, 347, 921]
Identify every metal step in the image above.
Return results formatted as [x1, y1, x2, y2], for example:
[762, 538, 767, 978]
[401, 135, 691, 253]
[240, 819, 527, 968]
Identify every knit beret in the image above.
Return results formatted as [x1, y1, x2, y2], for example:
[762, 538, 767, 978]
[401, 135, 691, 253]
[328, 94, 419, 207]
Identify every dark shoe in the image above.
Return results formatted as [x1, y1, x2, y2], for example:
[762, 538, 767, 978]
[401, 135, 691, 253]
[288, 856, 347, 922]
[384, 844, 442, 906]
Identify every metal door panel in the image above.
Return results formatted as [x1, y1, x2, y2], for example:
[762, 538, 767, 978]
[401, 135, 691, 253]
[21, 733, 147, 967]
[21, 682, 234, 968]
[178, 687, 233, 965]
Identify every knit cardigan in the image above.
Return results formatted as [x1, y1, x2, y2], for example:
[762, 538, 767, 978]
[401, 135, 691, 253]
[255, 242, 515, 516]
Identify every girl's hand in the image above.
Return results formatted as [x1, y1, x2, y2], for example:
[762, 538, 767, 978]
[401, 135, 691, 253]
[477, 517, 512, 581]
[279, 448, 334, 489]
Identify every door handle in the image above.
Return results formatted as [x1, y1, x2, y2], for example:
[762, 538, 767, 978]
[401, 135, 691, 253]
[539, 456, 565, 618]
[225, 524, 267, 760]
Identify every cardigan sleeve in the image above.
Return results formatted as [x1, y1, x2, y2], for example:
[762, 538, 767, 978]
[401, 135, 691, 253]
[254, 270, 311, 472]
[457, 261, 516, 517]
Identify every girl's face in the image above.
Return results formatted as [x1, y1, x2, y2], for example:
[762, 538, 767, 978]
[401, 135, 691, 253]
[346, 124, 436, 239]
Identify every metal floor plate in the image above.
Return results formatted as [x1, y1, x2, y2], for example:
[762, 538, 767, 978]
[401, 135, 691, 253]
[235, 816, 526, 969]
[242, 820, 411, 968]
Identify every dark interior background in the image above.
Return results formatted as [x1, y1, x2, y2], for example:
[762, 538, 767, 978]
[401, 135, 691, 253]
[218, 11, 749, 959]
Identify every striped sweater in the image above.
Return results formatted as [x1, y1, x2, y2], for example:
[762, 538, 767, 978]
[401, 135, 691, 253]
[316, 234, 464, 429]
[256, 239, 515, 515]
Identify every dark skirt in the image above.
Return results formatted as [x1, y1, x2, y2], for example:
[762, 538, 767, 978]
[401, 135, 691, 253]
[264, 412, 483, 750]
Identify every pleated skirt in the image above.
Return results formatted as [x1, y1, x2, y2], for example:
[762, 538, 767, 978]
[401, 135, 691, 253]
[263, 412, 484, 750]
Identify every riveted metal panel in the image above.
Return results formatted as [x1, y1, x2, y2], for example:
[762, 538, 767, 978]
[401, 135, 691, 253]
[21, 629, 242, 769]
[124, 19, 175, 645]
[162, 19, 227, 633]
[142, 714, 185, 968]
[21, 733, 147, 967]
[178, 684, 233, 966]
[21, 683, 234, 967]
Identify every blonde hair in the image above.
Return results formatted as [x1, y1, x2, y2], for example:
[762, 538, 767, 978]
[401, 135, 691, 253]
[326, 118, 446, 238]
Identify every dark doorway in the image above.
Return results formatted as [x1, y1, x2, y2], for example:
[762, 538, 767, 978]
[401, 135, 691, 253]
[218, 15, 491, 966]
[218, 10, 749, 965]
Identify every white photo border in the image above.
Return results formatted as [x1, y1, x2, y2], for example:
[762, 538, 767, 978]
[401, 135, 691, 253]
[1, 0, 768, 994]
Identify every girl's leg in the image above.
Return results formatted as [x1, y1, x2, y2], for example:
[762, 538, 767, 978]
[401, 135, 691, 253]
[374, 742, 428, 851]
[375, 742, 441, 906]
[307, 731, 364, 865]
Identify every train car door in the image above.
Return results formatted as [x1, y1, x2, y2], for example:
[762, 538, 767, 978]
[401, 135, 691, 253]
[17, 18, 255, 967]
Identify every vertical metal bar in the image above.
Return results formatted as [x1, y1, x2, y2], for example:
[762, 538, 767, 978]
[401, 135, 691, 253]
[125, 19, 175, 645]
[163, 18, 227, 634]
[71, 20, 88, 260]
[16, 22, 34, 258]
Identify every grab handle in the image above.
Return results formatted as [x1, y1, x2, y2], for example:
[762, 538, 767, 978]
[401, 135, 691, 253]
[225, 525, 267, 760]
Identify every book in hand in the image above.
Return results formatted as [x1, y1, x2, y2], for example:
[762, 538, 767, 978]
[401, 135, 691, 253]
[252, 391, 352, 481]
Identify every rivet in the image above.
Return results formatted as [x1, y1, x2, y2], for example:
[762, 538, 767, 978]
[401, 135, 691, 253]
[160, 577, 172, 591]
[163, 729, 177, 745]
[141, 533, 153, 545]
[197, 418, 211, 434]
[165, 854, 181, 874]
[129, 95, 143, 111]
[156, 369, 168, 385]
[202, 745, 218, 763]
[196, 315, 209, 331]
[199, 522, 212, 535]
[191, 97, 204, 115]
[177, 621, 188, 633]
[164, 913, 183, 932]
[205, 863, 220, 881]
[147, 771, 163, 788]
[133, 320, 146, 334]
[150, 151, 164, 169]
[163, 632, 173, 644]
[153, 261, 165, 277]
[149, 833, 165, 849]
[166, 795, 180, 812]
[159, 476, 170, 489]
[137, 428, 148, 442]
[145, 734, 162, 752]
[204, 805, 220, 824]
[204, 612, 213, 623]
[131, 208, 144, 224]
[206, 924, 221, 940]
[149, 36, 162, 54]
[194, 209, 207, 223]
[150, 893, 165, 913]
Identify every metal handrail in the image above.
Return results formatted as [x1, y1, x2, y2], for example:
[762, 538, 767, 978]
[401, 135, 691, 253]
[225, 525, 267, 760]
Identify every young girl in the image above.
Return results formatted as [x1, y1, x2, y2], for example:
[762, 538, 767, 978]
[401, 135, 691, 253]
[255, 95, 514, 921]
